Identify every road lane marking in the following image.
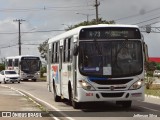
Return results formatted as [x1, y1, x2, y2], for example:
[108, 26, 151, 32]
[1, 85, 75, 120]
[139, 106, 159, 112]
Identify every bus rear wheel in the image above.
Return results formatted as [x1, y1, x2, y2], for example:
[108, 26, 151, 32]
[53, 81, 61, 102]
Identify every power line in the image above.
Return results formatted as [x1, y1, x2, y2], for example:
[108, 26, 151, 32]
[23, 43, 40, 45]
[0, 29, 64, 35]
[114, 6, 160, 22]
[0, 5, 94, 12]
[140, 26, 160, 33]
[0, 44, 18, 49]
[133, 15, 160, 25]
[0, 43, 41, 49]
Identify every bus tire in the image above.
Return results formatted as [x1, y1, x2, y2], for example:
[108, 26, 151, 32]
[33, 79, 37, 82]
[53, 81, 61, 102]
[4, 79, 6, 84]
[68, 84, 80, 109]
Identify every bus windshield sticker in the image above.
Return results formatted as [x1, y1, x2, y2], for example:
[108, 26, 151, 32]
[103, 67, 112, 75]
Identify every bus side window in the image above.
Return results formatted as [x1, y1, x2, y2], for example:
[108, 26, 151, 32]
[65, 39, 68, 62]
[70, 38, 74, 62]
[55, 42, 58, 63]
[51, 43, 54, 63]
[52, 42, 59, 63]
[68, 38, 71, 62]
[14, 59, 19, 67]
[8, 59, 13, 67]
[53, 43, 56, 63]
[57, 42, 59, 63]
[63, 39, 66, 62]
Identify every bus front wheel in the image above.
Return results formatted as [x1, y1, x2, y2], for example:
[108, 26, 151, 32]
[68, 84, 80, 109]
[4, 79, 6, 84]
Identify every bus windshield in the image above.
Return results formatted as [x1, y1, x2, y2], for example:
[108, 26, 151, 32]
[79, 40, 143, 77]
[21, 59, 40, 73]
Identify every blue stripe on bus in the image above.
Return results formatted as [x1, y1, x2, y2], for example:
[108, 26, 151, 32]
[88, 76, 108, 81]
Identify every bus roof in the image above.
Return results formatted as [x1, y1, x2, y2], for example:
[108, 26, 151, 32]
[48, 24, 140, 44]
[5, 55, 40, 60]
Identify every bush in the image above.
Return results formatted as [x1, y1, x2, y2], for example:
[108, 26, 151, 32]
[146, 71, 153, 77]
[0, 63, 5, 71]
[145, 77, 155, 89]
[40, 66, 46, 77]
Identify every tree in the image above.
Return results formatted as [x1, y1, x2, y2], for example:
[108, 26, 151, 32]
[38, 18, 115, 60]
[157, 63, 160, 70]
[145, 61, 157, 71]
[65, 18, 115, 31]
[0, 63, 5, 71]
[38, 39, 48, 61]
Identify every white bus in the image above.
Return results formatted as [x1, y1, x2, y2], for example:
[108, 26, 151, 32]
[47, 24, 148, 109]
[5, 55, 41, 81]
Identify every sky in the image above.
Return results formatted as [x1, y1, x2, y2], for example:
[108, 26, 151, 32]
[0, 0, 160, 62]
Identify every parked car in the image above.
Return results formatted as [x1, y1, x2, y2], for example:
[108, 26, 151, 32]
[153, 70, 160, 77]
[0, 70, 20, 84]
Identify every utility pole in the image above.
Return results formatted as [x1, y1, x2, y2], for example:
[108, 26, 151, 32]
[13, 19, 25, 55]
[95, 0, 100, 23]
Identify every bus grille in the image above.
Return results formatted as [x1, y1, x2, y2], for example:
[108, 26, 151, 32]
[10, 77, 18, 79]
[101, 92, 124, 98]
[92, 79, 132, 85]
[97, 86, 127, 90]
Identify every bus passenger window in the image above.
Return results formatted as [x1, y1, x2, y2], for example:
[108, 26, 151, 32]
[55, 42, 58, 63]
[63, 39, 66, 62]
[52, 43, 54, 63]
[68, 38, 71, 62]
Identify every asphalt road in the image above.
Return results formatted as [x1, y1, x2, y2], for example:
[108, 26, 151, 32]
[1, 81, 160, 120]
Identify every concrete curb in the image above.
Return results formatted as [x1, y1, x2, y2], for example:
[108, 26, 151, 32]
[145, 94, 160, 99]
[1, 85, 74, 120]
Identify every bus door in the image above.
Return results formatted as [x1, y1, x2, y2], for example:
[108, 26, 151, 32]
[59, 46, 63, 98]
[72, 36, 78, 98]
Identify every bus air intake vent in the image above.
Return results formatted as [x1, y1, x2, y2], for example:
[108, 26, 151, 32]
[101, 92, 124, 98]
[92, 79, 132, 85]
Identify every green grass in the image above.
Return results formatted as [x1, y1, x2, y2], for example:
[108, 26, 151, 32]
[145, 88, 160, 97]
[39, 76, 46, 81]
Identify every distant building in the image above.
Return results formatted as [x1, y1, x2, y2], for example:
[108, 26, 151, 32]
[149, 57, 160, 63]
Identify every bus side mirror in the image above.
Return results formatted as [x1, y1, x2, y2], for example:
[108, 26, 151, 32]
[143, 43, 149, 62]
[73, 45, 79, 56]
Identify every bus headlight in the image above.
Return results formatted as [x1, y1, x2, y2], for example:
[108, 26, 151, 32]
[36, 72, 40, 75]
[129, 79, 144, 90]
[21, 71, 25, 75]
[79, 80, 95, 91]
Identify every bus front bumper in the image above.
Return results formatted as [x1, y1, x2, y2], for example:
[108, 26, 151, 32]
[76, 87, 145, 102]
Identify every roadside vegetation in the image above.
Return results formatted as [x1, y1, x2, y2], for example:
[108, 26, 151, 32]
[39, 66, 47, 81]
[145, 89, 160, 97]
[0, 63, 5, 71]
[145, 61, 160, 97]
